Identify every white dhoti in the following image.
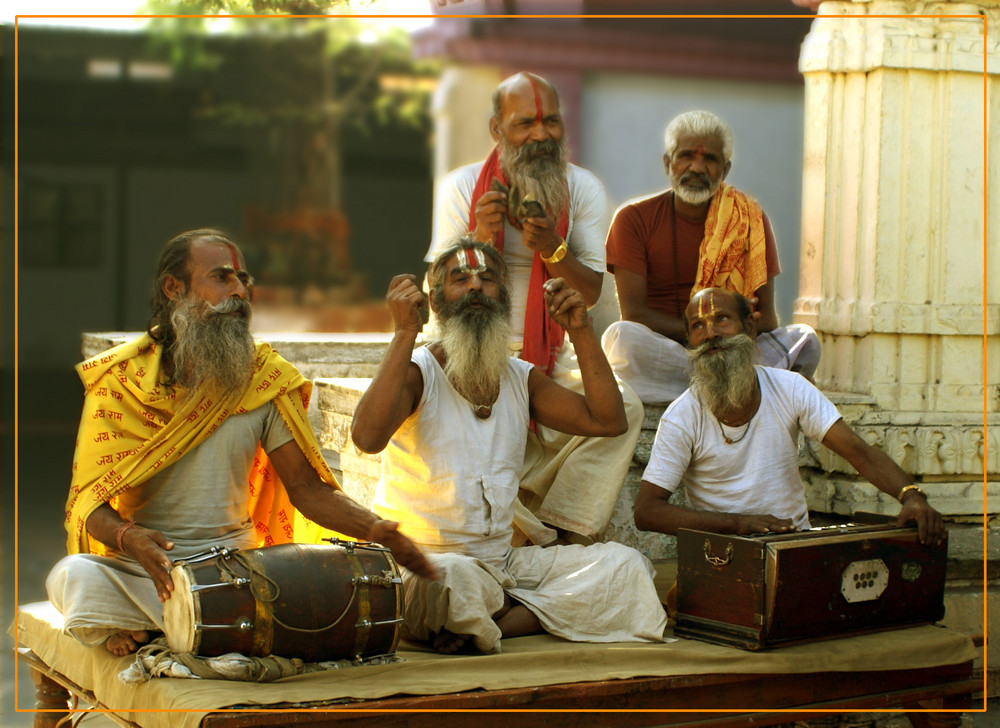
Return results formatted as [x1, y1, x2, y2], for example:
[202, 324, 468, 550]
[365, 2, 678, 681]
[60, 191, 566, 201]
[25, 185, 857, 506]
[400, 543, 667, 654]
[514, 341, 644, 545]
[601, 320, 822, 406]
[47, 531, 256, 647]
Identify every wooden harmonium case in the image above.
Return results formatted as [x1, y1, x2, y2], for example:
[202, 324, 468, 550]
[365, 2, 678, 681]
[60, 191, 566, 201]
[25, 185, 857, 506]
[674, 520, 947, 650]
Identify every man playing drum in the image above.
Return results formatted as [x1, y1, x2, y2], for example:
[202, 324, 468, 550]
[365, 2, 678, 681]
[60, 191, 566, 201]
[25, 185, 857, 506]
[351, 238, 667, 654]
[47, 229, 437, 656]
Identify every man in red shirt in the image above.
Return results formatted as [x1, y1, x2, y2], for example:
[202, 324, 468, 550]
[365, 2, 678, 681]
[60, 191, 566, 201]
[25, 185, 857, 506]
[602, 110, 820, 405]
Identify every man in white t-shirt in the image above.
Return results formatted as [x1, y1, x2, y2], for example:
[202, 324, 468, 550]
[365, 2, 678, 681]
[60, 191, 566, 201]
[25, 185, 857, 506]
[426, 72, 642, 546]
[352, 239, 666, 655]
[635, 287, 944, 545]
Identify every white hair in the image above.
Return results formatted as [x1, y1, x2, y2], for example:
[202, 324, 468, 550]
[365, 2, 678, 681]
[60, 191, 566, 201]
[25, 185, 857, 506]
[663, 110, 734, 162]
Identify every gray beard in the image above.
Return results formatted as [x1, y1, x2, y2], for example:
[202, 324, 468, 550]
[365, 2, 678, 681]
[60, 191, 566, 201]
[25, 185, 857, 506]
[436, 293, 512, 404]
[169, 295, 256, 398]
[687, 333, 758, 416]
[499, 135, 570, 220]
[670, 169, 722, 206]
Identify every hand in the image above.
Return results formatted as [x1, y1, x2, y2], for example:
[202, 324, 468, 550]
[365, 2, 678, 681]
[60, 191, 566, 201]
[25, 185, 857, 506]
[747, 295, 763, 325]
[473, 190, 507, 244]
[543, 278, 589, 332]
[368, 519, 439, 580]
[521, 214, 563, 259]
[120, 525, 176, 603]
[897, 492, 945, 545]
[386, 274, 428, 334]
[735, 513, 794, 536]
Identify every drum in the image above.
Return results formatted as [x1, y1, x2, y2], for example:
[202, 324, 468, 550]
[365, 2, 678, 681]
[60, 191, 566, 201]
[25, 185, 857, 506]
[162, 540, 402, 661]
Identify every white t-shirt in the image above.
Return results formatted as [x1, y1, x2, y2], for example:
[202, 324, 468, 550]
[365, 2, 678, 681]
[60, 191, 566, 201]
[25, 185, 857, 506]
[426, 161, 609, 344]
[642, 367, 842, 530]
[373, 346, 534, 568]
[116, 400, 293, 548]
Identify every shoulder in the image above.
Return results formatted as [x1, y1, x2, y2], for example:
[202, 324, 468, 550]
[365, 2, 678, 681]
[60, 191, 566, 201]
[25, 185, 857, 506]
[611, 190, 670, 223]
[757, 366, 826, 403]
[661, 387, 702, 423]
[442, 161, 485, 190]
[567, 164, 606, 195]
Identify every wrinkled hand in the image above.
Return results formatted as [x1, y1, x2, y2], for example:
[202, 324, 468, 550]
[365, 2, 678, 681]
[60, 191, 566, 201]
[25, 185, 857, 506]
[521, 214, 563, 259]
[473, 190, 507, 244]
[543, 278, 589, 332]
[369, 519, 439, 580]
[897, 493, 945, 545]
[386, 274, 428, 334]
[735, 513, 794, 536]
[121, 526, 175, 603]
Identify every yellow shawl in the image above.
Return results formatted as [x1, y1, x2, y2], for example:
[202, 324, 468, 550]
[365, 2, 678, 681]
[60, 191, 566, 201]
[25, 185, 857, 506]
[691, 183, 769, 299]
[65, 333, 340, 555]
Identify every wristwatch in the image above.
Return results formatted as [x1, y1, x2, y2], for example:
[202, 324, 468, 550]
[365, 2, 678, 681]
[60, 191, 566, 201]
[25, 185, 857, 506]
[541, 239, 568, 264]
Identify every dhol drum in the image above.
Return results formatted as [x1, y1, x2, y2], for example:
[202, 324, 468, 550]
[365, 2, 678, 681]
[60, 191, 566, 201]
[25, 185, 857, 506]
[162, 540, 403, 662]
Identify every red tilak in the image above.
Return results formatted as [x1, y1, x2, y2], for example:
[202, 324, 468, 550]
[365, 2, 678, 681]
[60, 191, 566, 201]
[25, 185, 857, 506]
[528, 75, 544, 124]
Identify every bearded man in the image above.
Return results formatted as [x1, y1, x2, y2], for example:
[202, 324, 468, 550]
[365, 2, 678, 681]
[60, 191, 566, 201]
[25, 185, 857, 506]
[46, 229, 435, 657]
[352, 239, 667, 655]
[427, 71, 642, 547]
[602, 110, 821, 406]
[634, 287, 944, 546]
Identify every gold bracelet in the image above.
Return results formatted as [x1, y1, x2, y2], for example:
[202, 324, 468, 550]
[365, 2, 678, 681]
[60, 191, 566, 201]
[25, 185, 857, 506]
[898, 484, 925, 503]
[541, 239, 568, 264]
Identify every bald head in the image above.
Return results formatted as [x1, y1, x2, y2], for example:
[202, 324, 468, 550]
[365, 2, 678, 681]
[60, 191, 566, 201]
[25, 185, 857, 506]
[491, 72, 559, 120]
[685, 288, 754, 345]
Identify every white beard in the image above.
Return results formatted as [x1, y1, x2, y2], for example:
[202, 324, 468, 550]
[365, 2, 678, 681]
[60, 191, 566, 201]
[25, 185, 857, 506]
[438, 298, 512, 404]
[687, 333, 758, 416]
[169, 295, 255, 398]
[499, 136, 570, 220]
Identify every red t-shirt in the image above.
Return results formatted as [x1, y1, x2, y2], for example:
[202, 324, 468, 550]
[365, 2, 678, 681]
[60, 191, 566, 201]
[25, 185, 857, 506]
[606, 190, 781, 318]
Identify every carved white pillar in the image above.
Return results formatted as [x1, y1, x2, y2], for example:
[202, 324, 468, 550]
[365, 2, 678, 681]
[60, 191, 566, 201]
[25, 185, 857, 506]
[796, 2, 998, 687]
[796, 0, 999, 500]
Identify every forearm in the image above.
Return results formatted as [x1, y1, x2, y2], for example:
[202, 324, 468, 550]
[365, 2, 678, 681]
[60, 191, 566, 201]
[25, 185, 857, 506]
[351, 329, 419, 453]
[634, 499, 738, 536]
[624, 307, 687, 343]
[566, 324, 627, 435]
[85, 502, 131, 549]
[287, 482, 384, 541]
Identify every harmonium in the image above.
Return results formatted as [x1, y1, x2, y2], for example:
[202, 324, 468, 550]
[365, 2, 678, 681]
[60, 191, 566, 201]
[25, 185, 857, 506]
[674, 518, 947, 650]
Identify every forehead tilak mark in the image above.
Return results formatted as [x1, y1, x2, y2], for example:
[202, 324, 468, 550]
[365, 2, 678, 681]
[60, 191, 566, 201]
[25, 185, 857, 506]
[527, 75, 544, 124]
[459, 247, 488, 274]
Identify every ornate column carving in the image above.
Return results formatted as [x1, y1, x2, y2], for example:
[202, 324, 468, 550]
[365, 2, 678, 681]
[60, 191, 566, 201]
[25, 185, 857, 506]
[795, 1, 998, 692]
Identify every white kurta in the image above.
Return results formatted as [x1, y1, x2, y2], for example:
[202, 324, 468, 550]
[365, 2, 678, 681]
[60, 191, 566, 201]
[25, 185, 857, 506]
[375, 347, 667, 652]
[425, 160, 641, 542]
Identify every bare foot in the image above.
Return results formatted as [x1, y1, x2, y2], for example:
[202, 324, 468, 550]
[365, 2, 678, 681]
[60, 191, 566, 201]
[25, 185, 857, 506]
[105, 630, 150, 656]
[431, 630, 471, 654]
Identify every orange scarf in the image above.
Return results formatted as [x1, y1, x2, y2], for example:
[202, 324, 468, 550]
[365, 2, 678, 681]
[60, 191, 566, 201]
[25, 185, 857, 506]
[65, 333, 340, 555]
[469, 147, 569, 376]
[691, 183, 769, 299]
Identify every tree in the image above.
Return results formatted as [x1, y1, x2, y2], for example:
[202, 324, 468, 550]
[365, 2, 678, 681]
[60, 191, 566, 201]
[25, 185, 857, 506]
[143, 0, 438, 293]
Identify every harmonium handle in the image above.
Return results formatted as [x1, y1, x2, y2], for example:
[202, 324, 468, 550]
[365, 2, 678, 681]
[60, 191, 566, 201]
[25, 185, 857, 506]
[703, 539, 734, 567]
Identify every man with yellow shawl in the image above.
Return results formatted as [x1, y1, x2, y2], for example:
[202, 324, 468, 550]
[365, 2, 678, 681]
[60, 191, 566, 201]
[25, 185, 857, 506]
[601, 110, 821, 406]
[47, 229, 436, 656]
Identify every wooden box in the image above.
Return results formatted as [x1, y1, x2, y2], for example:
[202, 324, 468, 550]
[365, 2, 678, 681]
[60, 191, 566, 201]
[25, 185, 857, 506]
[674, 521, 947, 650]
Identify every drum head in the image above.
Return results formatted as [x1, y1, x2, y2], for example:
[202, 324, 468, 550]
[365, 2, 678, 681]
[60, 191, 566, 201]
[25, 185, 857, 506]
[162, 564, 199, 654]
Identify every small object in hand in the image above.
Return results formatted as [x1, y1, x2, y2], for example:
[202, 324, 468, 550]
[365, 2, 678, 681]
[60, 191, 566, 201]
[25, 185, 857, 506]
[490, 178, 508, 195]
[516, 196, 545, 221]
[418, 295, 430, 325]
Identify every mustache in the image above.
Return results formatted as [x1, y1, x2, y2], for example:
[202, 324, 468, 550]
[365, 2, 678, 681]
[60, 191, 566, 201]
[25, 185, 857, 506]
[687, 332, 750, 358]
[521, 139, 562, 158]
[680, 171, 711, 187]
[207, 297, 251, 319]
